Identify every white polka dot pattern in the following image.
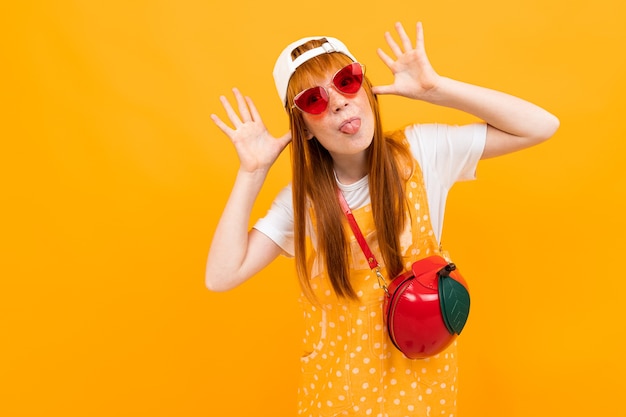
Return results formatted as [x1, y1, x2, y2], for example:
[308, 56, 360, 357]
[298, 162, 458, 417]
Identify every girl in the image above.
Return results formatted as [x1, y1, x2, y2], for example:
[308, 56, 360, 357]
[207, 22, 558, 417]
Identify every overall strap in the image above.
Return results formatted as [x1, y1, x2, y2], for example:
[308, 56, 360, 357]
[336, 188, 389, 294]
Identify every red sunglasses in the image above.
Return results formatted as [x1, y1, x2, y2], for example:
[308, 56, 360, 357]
[292, 62, 365, 115]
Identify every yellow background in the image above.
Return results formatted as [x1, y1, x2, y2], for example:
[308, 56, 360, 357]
[2, 1, 625, 416]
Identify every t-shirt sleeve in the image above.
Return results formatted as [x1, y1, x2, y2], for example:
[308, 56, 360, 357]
[405, 123, 487, 242]
[252, 183, 295, 257]
[406, 123, 487, 188]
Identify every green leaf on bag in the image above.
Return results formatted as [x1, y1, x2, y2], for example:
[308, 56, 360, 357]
[439, 276, 470, 335]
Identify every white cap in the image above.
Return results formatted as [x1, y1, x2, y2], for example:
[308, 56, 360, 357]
[272, 36, 357, 106]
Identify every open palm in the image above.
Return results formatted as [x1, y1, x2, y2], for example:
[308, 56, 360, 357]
[211, 88, 291, 173]
[372, 22, 442, 101]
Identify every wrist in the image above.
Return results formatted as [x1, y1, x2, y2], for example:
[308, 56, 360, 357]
[419, 76, 453, 104]
[237, 166, 270, 181]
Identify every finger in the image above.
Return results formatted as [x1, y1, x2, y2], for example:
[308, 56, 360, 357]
[219, 95, 243, 127]
[210, 113, 235, 137]
[376, 48, 396, 69]
[232, 88, 252, 123]
[245, 95, 262, 123]
[394, 21, 414, 52]
[384, 31, 403, 59]
[277, 130, 293, 148]
[415, 22, 426, 55]
[370, 84, 395, 96]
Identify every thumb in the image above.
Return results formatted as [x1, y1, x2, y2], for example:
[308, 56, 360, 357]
[277, 130, 292, 148]
[371, 84, 396, 96]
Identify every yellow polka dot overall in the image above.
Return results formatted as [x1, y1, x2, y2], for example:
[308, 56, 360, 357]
[297, 159, 458, 417]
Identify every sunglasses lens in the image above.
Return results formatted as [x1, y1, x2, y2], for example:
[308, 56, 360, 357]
[333, 63, 364, 94]
[294, 87, 329, 114]
[292, 63, 364, 114]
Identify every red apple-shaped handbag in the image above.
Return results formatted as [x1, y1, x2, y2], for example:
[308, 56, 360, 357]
[338, 190, 470, 359]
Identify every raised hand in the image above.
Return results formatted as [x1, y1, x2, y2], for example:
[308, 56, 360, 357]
[371, 22, 442, 101]
[211, 88, 291, 173]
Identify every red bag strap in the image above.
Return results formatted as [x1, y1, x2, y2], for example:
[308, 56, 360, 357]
[336, 188, 389, 294]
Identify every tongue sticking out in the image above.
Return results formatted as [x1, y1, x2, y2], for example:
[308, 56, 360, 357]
[340, 118, 361, 134]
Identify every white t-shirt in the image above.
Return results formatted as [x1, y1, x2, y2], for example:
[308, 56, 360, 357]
[253, 123, 487, 256]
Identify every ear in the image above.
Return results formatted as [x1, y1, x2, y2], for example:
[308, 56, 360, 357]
[304, 127, 314, 141]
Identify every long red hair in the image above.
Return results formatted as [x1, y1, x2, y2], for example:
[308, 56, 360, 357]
[286, 40, 413, 300]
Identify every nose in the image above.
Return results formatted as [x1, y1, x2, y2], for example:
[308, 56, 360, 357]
[328, 86, 349, 112]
